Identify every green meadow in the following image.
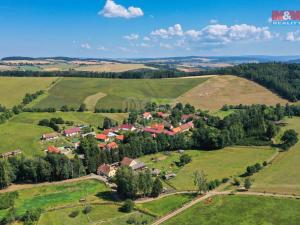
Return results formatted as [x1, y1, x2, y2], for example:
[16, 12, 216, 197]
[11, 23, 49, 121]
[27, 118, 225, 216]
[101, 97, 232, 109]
[138, 147, 277, 191]
[252, 117, 300, 195]
[33, 77, 209, 110]
[162, 195, 300, 225]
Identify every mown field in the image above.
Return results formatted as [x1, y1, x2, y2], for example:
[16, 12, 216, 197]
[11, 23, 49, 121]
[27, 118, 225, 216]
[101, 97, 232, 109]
[138, 147, 277, 191]
[252, 117, 300, 195]
[33, 77, 209, 110]
[0, 77, 58, 107]
[0, 112, 127, 156]
[176, 75, 288, 111]
[162, 195, 300, 225]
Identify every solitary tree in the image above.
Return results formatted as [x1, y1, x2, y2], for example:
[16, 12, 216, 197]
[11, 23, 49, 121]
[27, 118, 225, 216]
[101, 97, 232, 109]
[194, 170, 208, 194]
[151, 178, 163, 197]
[244, 178, 252, 190]
[281, 129, 298, 150]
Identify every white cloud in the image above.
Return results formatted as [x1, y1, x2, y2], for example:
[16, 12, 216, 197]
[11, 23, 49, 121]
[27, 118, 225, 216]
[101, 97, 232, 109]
[99, 0, 143, 19]
[160, 43, 173, 49]
[97, 46, 107, 51]
[286, 31, 300, 42]
[143, 36, 151, 41]
[81, 43, 91, 49]
[209, 19, 219, 24]
[151, 24, 183, 39]
[124, 34, 139, 40]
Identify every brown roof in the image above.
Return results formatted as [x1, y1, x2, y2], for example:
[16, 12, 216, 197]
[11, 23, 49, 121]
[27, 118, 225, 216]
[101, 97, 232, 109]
[43, 132, 59, 139]
[172, 127, 182, 133]
[116, 135, 124, 141]
[97, 164, 113, 175]
[106, 142, 118, 150]
[180, 121, 194, 131]
[47, 146, 60, 154]
[121, 157, 134, 166]
[96, 134, 108, 140]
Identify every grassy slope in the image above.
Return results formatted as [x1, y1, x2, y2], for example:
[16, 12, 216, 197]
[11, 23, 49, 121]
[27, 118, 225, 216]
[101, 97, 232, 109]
[162, 195, 300, 225]
[0, 112, 127, 156]
[138, 194, 195, 217]
[0, 180, 108, 219]
[139, 147, 276, 191]
[0, 77, 58, 107]
[252, 117, 300, 195]
[34, 77, 209, 110]
[177, 75, 288, 111]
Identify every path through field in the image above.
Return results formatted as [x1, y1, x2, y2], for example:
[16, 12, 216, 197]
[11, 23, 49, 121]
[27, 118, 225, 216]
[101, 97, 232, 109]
[84, 92, 107, 110]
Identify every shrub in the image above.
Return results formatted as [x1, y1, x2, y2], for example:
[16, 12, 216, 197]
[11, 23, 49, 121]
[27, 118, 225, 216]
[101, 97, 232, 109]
[120, 199, 135, 213]
[233, 178, 241, 186]
[263, 161, 268, 167]
[82, 205, 92, 214]
[222, 178, 229, 183]
[69, 210, 79, 218]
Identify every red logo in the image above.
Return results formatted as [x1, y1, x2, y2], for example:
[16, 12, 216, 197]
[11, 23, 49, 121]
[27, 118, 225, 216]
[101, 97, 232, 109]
[272, 11, 300, 21]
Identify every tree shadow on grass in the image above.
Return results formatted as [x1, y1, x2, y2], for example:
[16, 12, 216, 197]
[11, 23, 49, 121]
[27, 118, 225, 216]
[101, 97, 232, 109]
[95, 191, 119, 202]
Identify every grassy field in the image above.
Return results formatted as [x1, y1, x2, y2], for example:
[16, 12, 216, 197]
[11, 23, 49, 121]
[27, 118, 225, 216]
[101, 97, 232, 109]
[33, 77, 209, 110]
[252, 117, 300, 195]
[176, 75, 288, 111]
[74, 63, 154, 72]
[0, 180, 109, 220]
[138, 194, 195, 217]
[0, 77, 58, 107]
[138, 147, 276, 191]
[0, 112, 127, 156]
[162, 195, 300, 225]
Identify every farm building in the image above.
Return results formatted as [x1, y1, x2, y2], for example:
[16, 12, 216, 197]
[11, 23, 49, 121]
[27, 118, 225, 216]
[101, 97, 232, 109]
[42, 132, 59, 141]
[143, 112, 152, 120]
[106, 142, 118, 150]
[81, 131, 96, 138]
[63, 127, 81, 137]
[116, 135, 124, 141]
[47, 146, 61, 154]
[96, 134, 109, 142]
[179, 121, 194, 132]
[119, 124, 136, 131]
[121, 157, 145, 171]
[97, 164, 117, 177]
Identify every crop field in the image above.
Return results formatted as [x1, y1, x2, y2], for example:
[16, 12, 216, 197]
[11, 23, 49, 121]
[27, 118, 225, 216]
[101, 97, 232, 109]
[162, 195, 300, 225]
[138, 193, 195, 217]
[73, 63, 154, 72]
[176, 75, 288, 111]
[138, 147, 276, 191]
[252, 117, 300, 195]
[0, 179, 109, 220]
[0, 112, 127, 156]
[0, 77, 58, 107]
[33, 77, 209, 110]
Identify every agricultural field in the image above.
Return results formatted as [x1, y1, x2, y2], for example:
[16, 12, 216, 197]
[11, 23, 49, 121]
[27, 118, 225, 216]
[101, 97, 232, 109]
[73, 63, 154, 72]
[162, 195, 300, 225]
[176, 75, 288, 111]
[33, 77, 209, 110]
[0, 77, 58, 107]
[0, 112, 127, 156]
[138, 147, 277, 191]
[252, 117, 300, 195]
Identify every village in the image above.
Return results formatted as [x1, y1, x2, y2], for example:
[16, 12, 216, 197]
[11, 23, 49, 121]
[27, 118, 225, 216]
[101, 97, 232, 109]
[38, 108, 196, 180]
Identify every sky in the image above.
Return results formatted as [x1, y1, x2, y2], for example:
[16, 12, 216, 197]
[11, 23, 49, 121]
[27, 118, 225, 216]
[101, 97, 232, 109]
[0, 0, 300, 58]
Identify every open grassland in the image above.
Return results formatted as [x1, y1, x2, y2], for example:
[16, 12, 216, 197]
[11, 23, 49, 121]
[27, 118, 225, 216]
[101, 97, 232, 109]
[0, 112, 127, 156]
[0, 77, 58, 107]
[138, 194, 195, 217]
[162, 195, 300, 225]
[176, 75, 288, 111]
[74, 63, 154, 72]
[34, 77, 209, 110]
[139, 147, 276, 191]
[252, 117, 300, 195]
[0, 180, 109, 220]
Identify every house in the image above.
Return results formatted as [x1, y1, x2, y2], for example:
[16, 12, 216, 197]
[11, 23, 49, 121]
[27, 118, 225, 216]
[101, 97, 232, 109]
[172, 127, 182, 134]
[42, 132, 59, 141]
[47, 146, 61, 154]
[64, 127, 81, 137]
[163, 130, 175, 136]
[97, 164, 117, 177]
[121, 157, 145, 170]
[156, 112, 170, 119]
[143, 112, 152, 120]
[119, 124, 136, 131]
[116, 135, 124, 141]
[181, 114, 194, 122]
[98, 143, 106, 149]
[0, 149, 22, 158]
[96, 134, 109, 142]
[106, 142, 118, 150]
[151, 123, 164, 130]
[143, 127, 163, 135]
[179, 121, 194, 132]
[81, 132, 96, 138]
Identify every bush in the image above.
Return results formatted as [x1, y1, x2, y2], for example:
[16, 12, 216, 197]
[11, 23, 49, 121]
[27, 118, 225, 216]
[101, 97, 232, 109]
[0, 192, 18, 210]
[69, 210, 79, 218]
[222, 178, 229, 183]
[263, 161, 268, 167]
[22, 208, 42, 225]
[233, 178, 241, 186]
[82, 205, 92, 214]
[120, 199, 135, 213]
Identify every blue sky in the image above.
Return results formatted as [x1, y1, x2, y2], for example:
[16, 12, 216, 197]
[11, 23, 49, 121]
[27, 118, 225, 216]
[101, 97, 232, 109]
[0, 0, 300, 58]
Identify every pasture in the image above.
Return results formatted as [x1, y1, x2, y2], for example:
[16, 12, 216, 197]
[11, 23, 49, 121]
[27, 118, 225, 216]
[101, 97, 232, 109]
[162, 195, 300, 225]
[0, 77, 58, 107]
[138, 147, 276, 191]
[0, 112, 127, 156]
[34, 77, 209, 110]
[176, 75, 288, 111]
[252, 117, 300, 195]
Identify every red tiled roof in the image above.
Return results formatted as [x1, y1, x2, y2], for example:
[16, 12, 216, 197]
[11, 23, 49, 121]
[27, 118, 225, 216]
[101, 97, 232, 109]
[98, 143, 106, 149]
[116, 135, 124, 141]
[102, 129, 110, 135]
[119, 124, 134, 130]
[64, 127, 80, 135]
[121, 157, 134, 166]
[163, 130, 175, 136]
[180, 121, 194, 131]
[47, 146, 60, 154]
[106, 142, 118, 150]
[97, 164, 113, 175]
[143, 127, 163, 134]
[96, 134, 108, 140]
[172, 127, 182, 133]
[151, 123, 164, 130]
[181, 114, 193, 120]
